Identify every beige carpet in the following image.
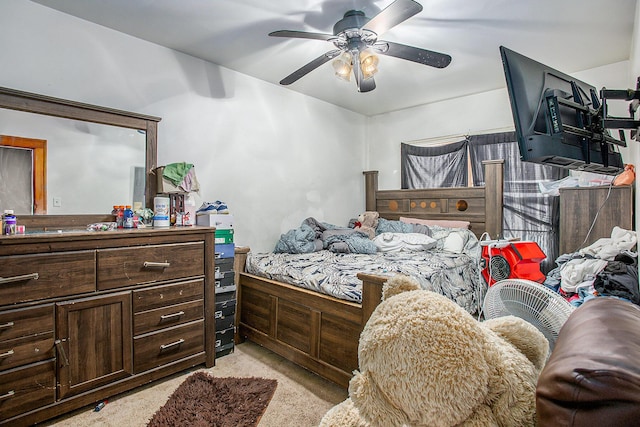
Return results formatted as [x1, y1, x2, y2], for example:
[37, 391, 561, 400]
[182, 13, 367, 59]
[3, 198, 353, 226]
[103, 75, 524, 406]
[43, 341, 348, 426]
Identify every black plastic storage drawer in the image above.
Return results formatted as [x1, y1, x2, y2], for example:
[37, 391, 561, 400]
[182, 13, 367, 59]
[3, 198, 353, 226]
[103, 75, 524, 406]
[216, 290, 235, 303]
[216, 342, 234, 358]
[215, 275, 235, 294]
[215, 258, 234, 278]
[215, 327, 234, 349]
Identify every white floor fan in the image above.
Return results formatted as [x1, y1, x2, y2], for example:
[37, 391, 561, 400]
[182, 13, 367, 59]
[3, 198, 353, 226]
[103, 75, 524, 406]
[482, 279, 575, 352]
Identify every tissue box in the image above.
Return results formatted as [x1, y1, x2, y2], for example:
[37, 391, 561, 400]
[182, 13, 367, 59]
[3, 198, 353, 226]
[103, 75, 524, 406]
[196, 213, 234, 229]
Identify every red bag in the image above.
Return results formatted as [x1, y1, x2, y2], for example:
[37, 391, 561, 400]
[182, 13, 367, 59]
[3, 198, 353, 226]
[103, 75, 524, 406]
[613, 164, 635, 186]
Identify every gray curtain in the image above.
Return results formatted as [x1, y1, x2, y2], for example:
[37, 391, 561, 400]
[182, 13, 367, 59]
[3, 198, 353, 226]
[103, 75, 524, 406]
[468, 132, 567, 273]
[401, 140, 468, 189]
[400, 132, 567, 273]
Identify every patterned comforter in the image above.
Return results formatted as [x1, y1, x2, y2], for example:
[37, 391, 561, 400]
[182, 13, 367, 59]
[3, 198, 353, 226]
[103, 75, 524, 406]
[245, 248, 486, 314]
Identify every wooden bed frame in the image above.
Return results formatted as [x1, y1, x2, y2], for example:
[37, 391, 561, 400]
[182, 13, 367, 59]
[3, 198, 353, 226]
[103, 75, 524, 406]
[234, 160, 504, 387]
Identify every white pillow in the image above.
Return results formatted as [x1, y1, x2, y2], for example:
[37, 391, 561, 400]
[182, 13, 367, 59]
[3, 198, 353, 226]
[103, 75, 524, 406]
[373, 232, 437, 253]
[442, 231, 465, 254]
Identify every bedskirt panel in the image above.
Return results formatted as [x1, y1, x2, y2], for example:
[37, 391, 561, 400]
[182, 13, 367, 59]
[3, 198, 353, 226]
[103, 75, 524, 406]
[319, 312, 360, 373]
[239, 284, 272, 336]
[276, 298, 313, 355]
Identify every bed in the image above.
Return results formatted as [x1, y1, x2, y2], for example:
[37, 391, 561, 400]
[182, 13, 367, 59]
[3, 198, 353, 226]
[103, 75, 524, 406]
[234, 160, 505, 387]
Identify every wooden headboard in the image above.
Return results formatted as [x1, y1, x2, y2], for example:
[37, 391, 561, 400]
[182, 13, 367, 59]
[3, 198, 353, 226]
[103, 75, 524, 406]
[364, 159, 504, 239]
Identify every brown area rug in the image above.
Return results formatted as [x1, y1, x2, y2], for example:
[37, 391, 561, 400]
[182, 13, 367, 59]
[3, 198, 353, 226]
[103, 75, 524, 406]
[147, 372, 277, 427]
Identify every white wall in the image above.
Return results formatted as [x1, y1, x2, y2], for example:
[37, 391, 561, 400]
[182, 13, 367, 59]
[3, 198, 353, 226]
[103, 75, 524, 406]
[0, 1, 367, 252]
[366, 61, 633, 190]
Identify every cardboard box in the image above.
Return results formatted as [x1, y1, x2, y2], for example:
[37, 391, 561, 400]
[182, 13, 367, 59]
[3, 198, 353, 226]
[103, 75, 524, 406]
[214, 229, 234, 244]
[196, 213, 234, 229]
[215, 243, 235, 259]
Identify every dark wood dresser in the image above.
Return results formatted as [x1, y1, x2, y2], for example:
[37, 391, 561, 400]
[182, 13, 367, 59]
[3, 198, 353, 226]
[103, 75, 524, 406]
[0, 226, 215, 425]
[559, 185, 634, 254]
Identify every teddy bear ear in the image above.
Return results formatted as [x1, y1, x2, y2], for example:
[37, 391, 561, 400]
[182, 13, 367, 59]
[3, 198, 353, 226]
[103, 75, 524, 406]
[349, 371, 407, 426]
[483, 316, 549, 371]
[382, 274, 420, 300]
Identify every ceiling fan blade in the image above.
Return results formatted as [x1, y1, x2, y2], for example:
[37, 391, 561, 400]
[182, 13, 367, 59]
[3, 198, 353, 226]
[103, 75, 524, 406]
[362, 0, 423, 35]
[279, 49, 341, 85]
[269, 30, 334, 41]
[377, 41, 451, 68]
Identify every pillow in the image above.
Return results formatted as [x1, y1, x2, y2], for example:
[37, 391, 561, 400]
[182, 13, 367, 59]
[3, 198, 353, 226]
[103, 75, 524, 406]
[399, 216, 470, 229]
[442, 232, 465, 254]
[373, 232, 437, 253]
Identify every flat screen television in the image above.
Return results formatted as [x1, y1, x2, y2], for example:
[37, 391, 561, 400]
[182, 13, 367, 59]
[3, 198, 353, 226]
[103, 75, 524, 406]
[500, 46, 625, 175]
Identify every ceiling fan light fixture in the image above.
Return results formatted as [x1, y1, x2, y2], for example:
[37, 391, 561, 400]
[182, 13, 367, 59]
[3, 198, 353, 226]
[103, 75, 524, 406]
[332, 52, 352, 82]
[360, 50, 379, 79]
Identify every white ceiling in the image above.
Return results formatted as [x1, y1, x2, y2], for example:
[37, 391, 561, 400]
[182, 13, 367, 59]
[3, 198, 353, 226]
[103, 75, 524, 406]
[32, 0, 637, 116]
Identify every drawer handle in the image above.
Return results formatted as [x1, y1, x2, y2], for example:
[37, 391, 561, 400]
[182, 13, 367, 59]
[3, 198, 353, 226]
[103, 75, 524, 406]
[160, 339, 185, 351]
[54, 339, 70, 367]
[143, 261, 170, 269]
[160, 311, 185, 320]
[0, 321, 15, 330]
[0, 350, 14, 359]
[0, 272, 39, 285]
[0, 390, 15, 400]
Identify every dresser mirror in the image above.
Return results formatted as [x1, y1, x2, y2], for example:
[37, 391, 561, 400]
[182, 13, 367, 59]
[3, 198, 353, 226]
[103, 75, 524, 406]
[0, 86, 160, 229]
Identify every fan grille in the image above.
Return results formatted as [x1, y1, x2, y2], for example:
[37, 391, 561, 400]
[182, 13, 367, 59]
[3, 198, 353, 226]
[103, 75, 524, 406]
[488, 255, 510, 281]
[483, 279, 574, 351]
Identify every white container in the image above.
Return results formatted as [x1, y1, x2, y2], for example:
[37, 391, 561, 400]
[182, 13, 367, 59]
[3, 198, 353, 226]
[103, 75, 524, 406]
[183, 194, 197, 226]
[153, 196, 170, 227]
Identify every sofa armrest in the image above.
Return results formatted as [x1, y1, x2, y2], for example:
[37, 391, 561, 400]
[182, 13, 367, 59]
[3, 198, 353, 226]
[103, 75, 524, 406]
[536, 297, 640, 426]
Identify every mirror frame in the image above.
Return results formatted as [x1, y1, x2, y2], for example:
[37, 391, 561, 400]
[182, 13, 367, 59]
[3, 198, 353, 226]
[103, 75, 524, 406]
[0, 86, 160, 229]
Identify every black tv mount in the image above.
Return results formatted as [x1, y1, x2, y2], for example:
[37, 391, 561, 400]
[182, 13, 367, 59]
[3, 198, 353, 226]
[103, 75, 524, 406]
[543, 77, 640, 168]
[601, 76, 640, 140]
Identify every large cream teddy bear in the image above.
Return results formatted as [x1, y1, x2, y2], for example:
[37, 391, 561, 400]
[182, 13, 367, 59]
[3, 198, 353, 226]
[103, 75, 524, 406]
[320, 275, 549, 427]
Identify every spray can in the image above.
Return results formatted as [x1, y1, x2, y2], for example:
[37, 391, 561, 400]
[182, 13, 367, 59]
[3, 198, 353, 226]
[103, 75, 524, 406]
[2, 210, 16, 236]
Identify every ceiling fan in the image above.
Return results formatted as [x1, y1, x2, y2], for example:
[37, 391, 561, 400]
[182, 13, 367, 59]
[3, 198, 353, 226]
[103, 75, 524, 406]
[269, 0, 452, 93]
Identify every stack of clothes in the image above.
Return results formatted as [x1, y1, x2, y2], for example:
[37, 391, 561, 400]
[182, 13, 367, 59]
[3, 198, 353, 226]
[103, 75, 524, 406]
[544, 227, 638, 306]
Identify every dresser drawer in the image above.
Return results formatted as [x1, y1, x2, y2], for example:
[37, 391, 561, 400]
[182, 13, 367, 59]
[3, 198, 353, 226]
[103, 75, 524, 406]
[97, 242, 205, 290]
[0, 252, 95, 304]
[0, 335, 55, 371]
[132, 280, 203, 313]
[0, 305, 54, 342]
[133, 320, 204, 373]
[0, 360, 55, 421]
[134, 300, 203, 336]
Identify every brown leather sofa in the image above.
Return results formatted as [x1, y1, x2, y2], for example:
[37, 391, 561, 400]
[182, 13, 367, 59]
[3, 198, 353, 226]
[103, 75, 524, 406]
[536, 297, 640, 426]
